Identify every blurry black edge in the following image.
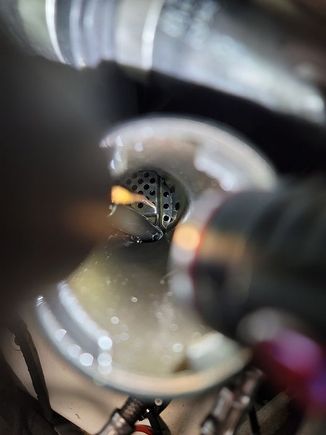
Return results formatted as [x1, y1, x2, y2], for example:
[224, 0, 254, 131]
[138, 71, 326, 176]
[9, 319, 84, 433]
[0, 21, 107, 305]
[10, 318, 53, 424]
[192, 177, 326, 340]
[294, 0, 326, 21]
[0, 351, 58, 434]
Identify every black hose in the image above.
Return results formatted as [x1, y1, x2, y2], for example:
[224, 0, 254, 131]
[10, 318, 53, 423]
[248, 406, 261, 435]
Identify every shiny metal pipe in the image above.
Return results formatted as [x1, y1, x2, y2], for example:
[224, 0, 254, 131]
[2, 0, 326, 123]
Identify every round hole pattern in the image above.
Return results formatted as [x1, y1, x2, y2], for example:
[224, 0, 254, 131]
[121, 169, 185, 236]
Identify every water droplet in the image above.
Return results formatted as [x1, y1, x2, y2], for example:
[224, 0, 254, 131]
[98, 335, 113, 351]
[97, 352, 112, 367]
[131, 296, 138, 303]
[80, 353, 94, 367]
[111, 316, 120, 325]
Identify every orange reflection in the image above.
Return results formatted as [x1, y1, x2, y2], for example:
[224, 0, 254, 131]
[174, 224, 201, 252]
[111, 185, 155, 209]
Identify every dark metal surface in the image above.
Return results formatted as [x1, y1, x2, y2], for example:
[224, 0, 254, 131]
[121, 169, 185, 235]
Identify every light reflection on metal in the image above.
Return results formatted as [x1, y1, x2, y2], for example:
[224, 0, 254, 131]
[36, 294, 250, 398]
[58, 282, 105, 341]
[98, 336, 113, 351]
[10, 0, 326, 123]
[54, 328, 67, 342]
[80, 352, 94, 367]
[98, 352, 113, 366]
[205, 34, 325, 122]
[45, 0, 65, 62]
[116, 0, 165, 70]
[36, 295, 44, 307]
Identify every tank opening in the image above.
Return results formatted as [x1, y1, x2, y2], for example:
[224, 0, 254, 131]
[119, 168, 187, 241]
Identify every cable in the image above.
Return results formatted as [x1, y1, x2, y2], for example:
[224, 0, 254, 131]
[142, 401, 170, 435]
[10, 318, 84, 433]
[248, 406, 261, 435]
[146, 411, 164, 435]
[10, 317, 53, 423]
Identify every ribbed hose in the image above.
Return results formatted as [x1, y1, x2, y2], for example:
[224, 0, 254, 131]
[66, 0, 116, 67]
[119, 398, 147, 426]
[98, 397, 148, 435]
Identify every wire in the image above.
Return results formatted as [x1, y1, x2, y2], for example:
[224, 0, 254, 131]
[147, 409, 172, 435]
[10, 317, 53, 423]
[248, 405, 261, 435]
[10, 318, 84, 433]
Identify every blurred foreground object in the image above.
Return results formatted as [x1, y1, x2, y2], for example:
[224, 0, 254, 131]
[171, 179, 326, 337]
[2, 0, 326, 123]
[0, 24, 109, 313]
[170, 179, 326, 409]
